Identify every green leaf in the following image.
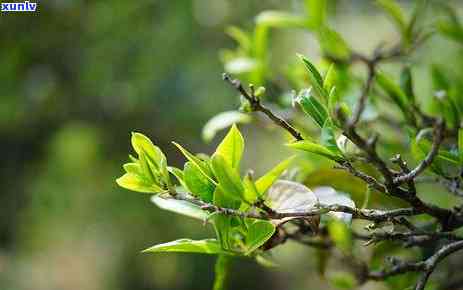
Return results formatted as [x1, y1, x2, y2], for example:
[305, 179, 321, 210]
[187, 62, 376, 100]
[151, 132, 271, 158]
[436, 5, 463, 44]
[158, 157, 171, 188]
[438, 21, 463, 44]
[287, 140, 343, 161]
[431, 64, 450, 91]
[245, 220, 276, 255]
[337, 102, 352, 121]
[400, 66, 415, 103]
[116, 173, 164, 194]
[376, 72, 410, 115]
[213, 255, 232, 290]
[304, 0, 326, 29]
[296, 88, 329, 128]
[167, 166, 187, 189]
[265, 180, 318, 213]
[459, 129, 463, 163]
[252, 24, 269, 85]
[406, 0, 427, 43]
[411, 139, 444, 175]
[243, 174, 260, 204]
[211, 154, 245, 202]
[434, 92, 460, 128]
[255, 253, 279, 268]
[211, 214, 234, 250]
[172, 142, 216, 184]
[137, 153, 158, 183]
[131, 132, 166, 169]
[376, 0, 407, 36]
[315, 248, 330, 276]
[213, 187, 240, 210]
[327, 271, 358, 290]
[323, 63, 336, 93]
[297, 55, 327, 101]
[143, 239, 232, 255]
[225, 26, 251, 52]
[151, 195, 208, 220]
[327, 219, 352, 254]
[417, 137, 460, 165]
[255, 10, 308, 28]
[317, 26, 351, 61]
[123, 162, 142, 176]
[320, 120, 341, 155]
[130, 133, 170, 186]
[255, 156, 295, 196]
[184, 162, 215, 202]
[203, 112, 251, 143]
[213, 124, 245, 169]
[328, 87, 340, 115]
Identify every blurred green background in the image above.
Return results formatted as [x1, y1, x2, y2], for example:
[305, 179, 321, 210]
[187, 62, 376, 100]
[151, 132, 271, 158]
[1, 1, 462, 290]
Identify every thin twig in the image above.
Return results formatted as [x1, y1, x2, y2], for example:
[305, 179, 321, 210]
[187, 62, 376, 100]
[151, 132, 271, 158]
[394, 119, 446, 184]
[223, 73, 304, 141]
[348, 62, 376, 127]
[168, 193, 418, 223]
[416, 240, 463, 290]
[335, 162, 387, 193]
[368, 240, 463, 290]
[391, 154, 417, 194]
[224, 74, 456, 229]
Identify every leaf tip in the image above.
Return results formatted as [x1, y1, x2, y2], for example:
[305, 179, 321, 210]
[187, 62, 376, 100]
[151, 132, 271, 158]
[296, 53, 306, 61]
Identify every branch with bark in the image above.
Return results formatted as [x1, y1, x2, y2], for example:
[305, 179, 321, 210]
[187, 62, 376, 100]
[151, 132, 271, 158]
[220, 44, 463, 288]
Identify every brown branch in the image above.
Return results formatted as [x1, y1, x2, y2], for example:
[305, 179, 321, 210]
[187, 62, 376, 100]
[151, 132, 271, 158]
[348, 62, 376, 127]
[391, 154, 416, 194]
[368, 240, 463, 290]
[224, 74, 456, 228]
[415, 240, 463, 290]
[168, 193, 418, 223]
[222, 71, 456, 226]
[364, 230, 462, 247]
[222, 73, 303, 141]
[394, 119, 446, 184]
[336, 113, 453, 226]
[335, 162, 387, 193]
[368, 260, 426, 280]
[341, 125, 394, 186]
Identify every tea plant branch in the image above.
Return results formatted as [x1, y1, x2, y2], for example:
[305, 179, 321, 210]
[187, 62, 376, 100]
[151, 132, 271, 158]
[223, 74, 456, 228]
[394, 119, 446, 184]
[336, 106, 395, 187]
[368, 240, 463, 290]
[348, 59, 376, 127]
[288, 225, 461, 251]
[335, 162, 387, 193]
[167, 193, 418, 223]
[286, 225, 463, 290]
[335, 86, 453, 226]
[364, 230, 462, 246]
[342, 38, 427, 127]
[222, 73, 304, 141]
[223, 71, 393, 198]
[223, 72, 391, 197]
[391, 154, 417, 194]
